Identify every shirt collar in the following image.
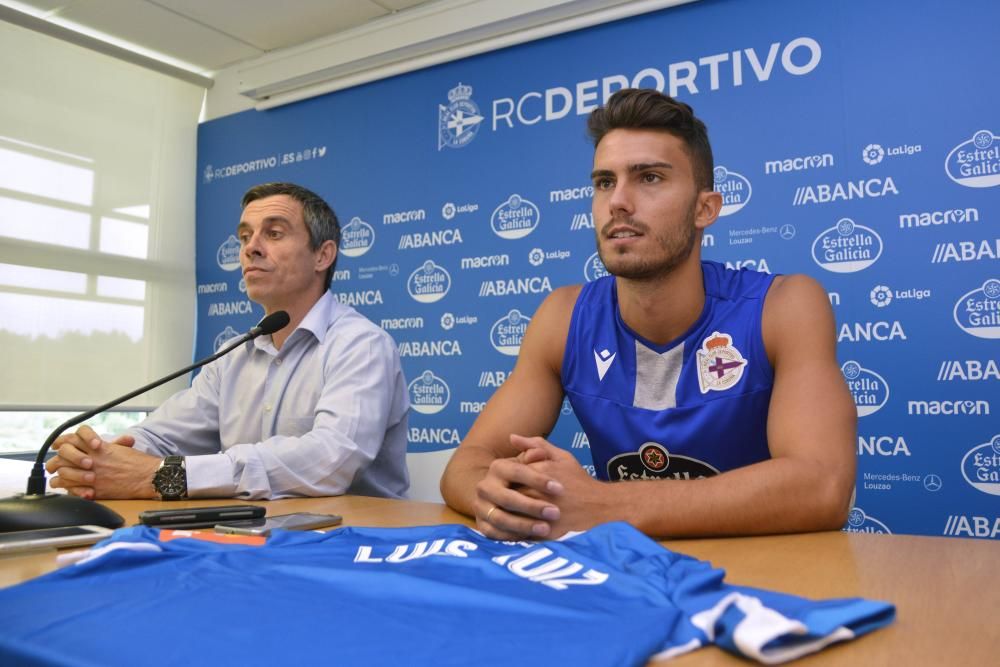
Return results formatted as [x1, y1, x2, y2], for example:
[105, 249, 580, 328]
[252, 291, 338, 354]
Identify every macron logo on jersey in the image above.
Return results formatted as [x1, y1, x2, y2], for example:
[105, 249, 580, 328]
[595, 348, 617, 381]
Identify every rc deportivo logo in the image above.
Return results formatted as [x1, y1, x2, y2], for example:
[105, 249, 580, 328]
[696, 332, 746, 393]
[438, 83, 483, 150]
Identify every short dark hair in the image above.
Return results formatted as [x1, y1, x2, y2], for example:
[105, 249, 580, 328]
[241, 182, 341, 289]
[587, 89, 714, 192]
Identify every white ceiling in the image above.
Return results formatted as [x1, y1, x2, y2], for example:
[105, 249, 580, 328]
[3, 0, 436, 73]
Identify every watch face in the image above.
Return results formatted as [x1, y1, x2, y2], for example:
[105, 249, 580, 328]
[155, 466, 186, 498]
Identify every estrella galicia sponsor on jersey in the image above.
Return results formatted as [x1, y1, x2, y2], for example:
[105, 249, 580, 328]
[952, 279, 1000, 338]
[608, 442, 720, 481]
[842, 361, 889, 417]
[812, 218, 882, 272]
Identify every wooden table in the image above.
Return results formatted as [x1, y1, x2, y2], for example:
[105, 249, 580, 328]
[2, 496, 997, 665]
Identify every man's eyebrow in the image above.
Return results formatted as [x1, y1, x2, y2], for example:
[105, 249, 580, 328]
[628, 161, 673, 172]
[237, 216, 291, 229]
[590, 169, 614, 180]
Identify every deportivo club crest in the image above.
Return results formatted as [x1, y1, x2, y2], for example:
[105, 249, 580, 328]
[696, 332, 747, 393]
[438, 83, 483, 150]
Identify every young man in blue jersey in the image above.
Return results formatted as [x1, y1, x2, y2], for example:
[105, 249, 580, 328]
[45, 183, 410, 501]
[441, 89, 856, 540]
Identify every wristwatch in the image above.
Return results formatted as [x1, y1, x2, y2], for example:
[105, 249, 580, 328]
[152, 456, 187, 500]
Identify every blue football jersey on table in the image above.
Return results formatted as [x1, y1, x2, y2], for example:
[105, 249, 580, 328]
[0, 522, 892, 666]
[563, 261, 777, 481]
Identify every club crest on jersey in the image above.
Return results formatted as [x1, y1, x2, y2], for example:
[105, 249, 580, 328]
[696, 332, 747, 393]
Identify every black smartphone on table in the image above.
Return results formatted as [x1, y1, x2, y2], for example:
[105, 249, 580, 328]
[138, 505, 266, 529]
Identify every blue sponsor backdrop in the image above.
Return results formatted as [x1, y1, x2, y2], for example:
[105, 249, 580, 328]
[196, 0, 1000, 538]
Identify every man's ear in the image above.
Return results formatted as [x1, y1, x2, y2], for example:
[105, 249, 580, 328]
[315, 240, 337, 273]
[694, 190, 722, 230]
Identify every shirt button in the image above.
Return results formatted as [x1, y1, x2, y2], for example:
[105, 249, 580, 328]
[264, 404, 273, 412]
[274, 358, 282, 366]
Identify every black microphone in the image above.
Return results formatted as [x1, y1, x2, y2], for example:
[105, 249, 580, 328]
[0, 311, 290, 533]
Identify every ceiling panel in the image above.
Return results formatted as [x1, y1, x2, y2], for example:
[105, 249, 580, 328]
[50, 0, 263, 70]
[155, 0, 390, 52]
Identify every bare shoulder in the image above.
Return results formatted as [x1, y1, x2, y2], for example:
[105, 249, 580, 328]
[762, 273, 837, 365]
[520, 284, 584, 373]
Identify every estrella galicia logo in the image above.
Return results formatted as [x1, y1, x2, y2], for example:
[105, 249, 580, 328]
[714, 166, 752, 216]
[953, 279, 1000, 339]
[491, 194, 540, 239]
[584, 251, 610, 282]
[408, 370, 451, 415]
[407, 260, 451, 303]
[945, 130, 1000, 188]
[216, 235, 241, 271]
[842, 361, 889, 417]
[340, 217, 375, 258]
[203, 164, 214, 184]
[490, 309, 530, 356]
[213, 325, 240, 352]
[608, 442, 719, 481]
[238, 277, 247, 293]
[960, 434, 1000, 496]
[844, 507, 891, 534]
[438, 82, 483, 150]
[812, 218, 882, 273]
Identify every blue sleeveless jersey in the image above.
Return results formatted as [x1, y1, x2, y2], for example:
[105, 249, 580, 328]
[0, 523, 893, 666]
[563, 261, 777, 481]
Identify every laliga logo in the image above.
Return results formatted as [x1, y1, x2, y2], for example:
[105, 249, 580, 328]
[844, 507, 891, 534]
[861, 144, 885, 166]
[960, 434, 1000, 496]
[842, 361, 889, 417]
[408, 370, 451, 415]
[953, 278, 1000, 339]
[407, 260, 451, 303]
[340, 217, 375, 258]
[216, 235, 242, 271]
[213, 325, 240, 352]
[945, 130, 1000, 188]
[713, 166, 752, 216]
[528, 248, 545, 267]
[438, 82, 483, 151]
[491, 194, 540, 239]
[870, 285, 892, 308]
[584, 251, 610, 282]
[490, 309, 530, 356]
[812, 218, 883, 273]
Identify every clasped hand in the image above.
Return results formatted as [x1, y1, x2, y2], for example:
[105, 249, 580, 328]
[44, 425, 160, 499]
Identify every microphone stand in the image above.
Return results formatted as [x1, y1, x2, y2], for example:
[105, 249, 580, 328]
[0, 312, 289, 533]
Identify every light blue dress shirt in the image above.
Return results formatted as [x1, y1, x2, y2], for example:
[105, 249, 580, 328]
[127, 291, 409, 499]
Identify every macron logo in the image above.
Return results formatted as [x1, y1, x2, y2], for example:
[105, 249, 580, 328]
[594, 348, 616, 381]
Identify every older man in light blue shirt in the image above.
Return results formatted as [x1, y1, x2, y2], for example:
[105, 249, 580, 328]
[47, 183, 409, 500]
